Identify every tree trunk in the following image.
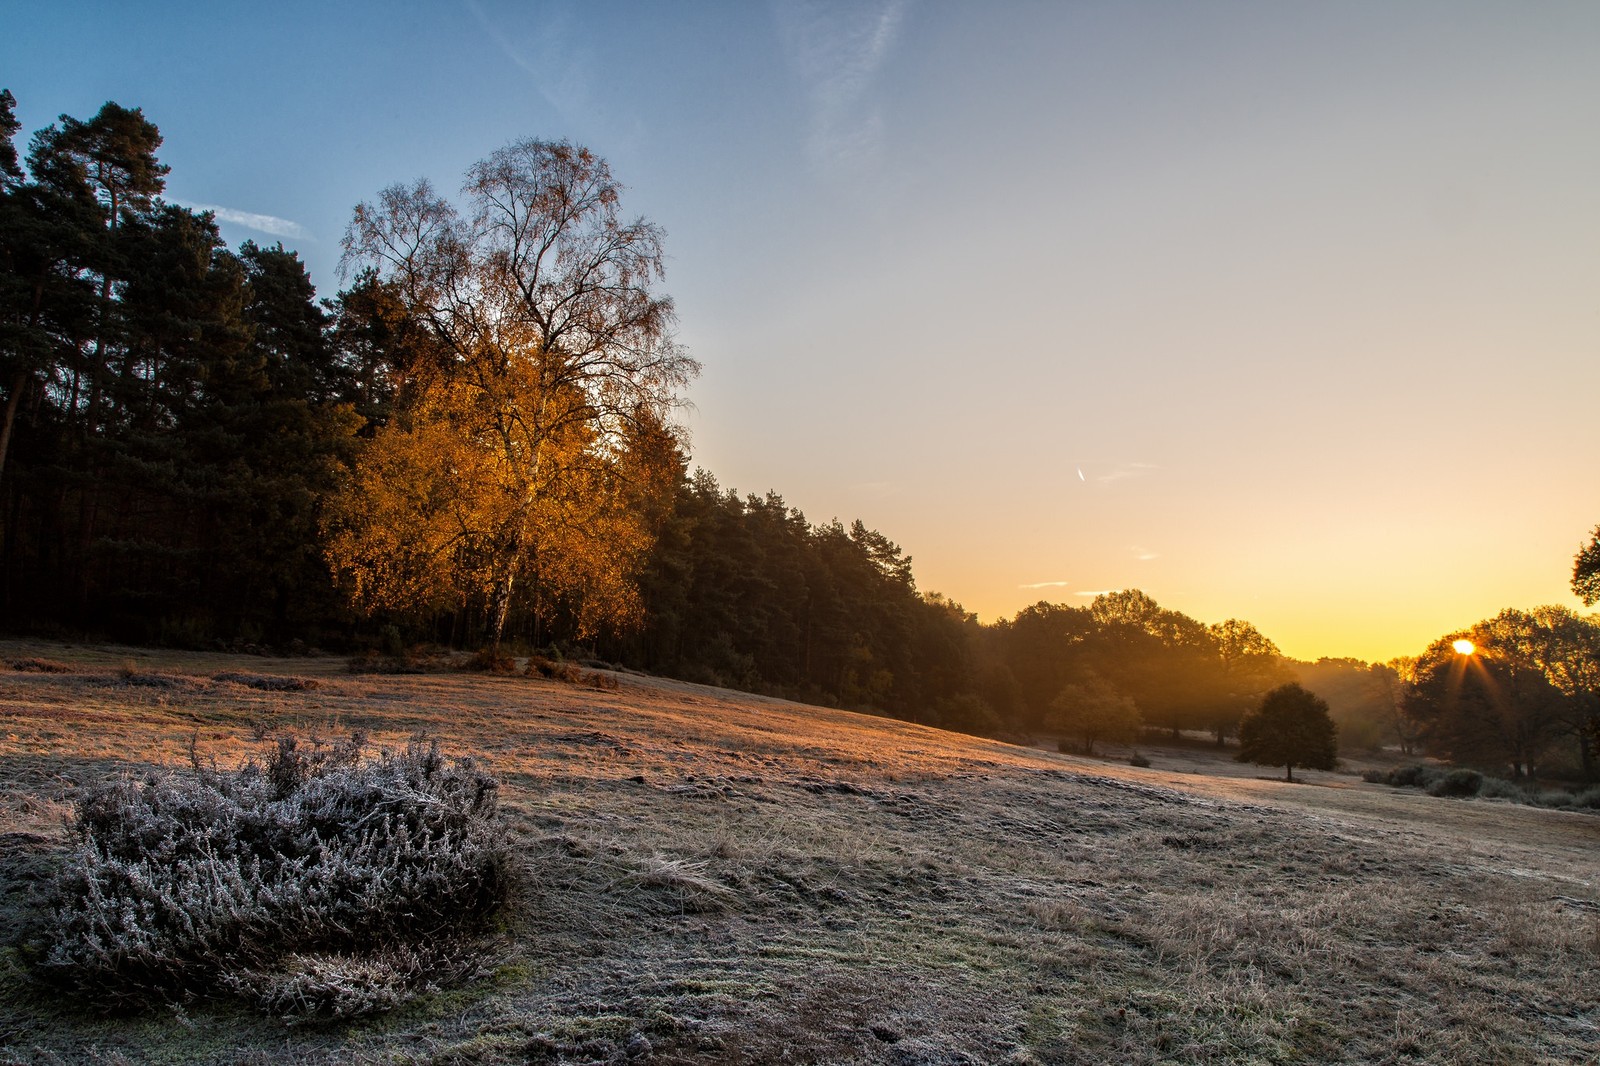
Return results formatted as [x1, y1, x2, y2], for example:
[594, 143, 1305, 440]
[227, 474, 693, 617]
[486, 570, 516, 654]
[0, 369, 28, 489]
[1284, 765, 1294, 783]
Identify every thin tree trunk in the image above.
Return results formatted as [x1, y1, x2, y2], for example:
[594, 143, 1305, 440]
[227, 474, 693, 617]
[486, 571, 515, 654]
[1285, 765, 1294, 783]
[0, 369, 28, 490]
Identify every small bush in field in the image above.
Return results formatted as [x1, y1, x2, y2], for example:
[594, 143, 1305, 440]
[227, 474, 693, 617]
[1426, 768, 1483, 797]
[34, 735, 510, 1018]
[1128, 752, 1152, 768]
[11, 657, 71, 673]
[212, 671, 319, 692]
[1363, 764, 1441, 789]
[1476, 776, 1527, 801]
[464, 648, 517, 674]
[1574, 786, 1600, 810]
[527, 654, 581, 682]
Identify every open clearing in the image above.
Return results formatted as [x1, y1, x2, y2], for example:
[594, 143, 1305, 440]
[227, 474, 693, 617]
[1, 640, 1596, 1065]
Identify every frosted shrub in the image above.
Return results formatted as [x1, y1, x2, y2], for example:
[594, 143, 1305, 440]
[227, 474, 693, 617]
[37, 735, 509, 1018]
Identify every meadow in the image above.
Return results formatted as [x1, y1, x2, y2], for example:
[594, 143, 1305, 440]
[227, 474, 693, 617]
[0, 640, 1596, 1065]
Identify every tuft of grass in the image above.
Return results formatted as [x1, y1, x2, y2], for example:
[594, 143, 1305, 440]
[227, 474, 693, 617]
[31, 734, 511, 1019]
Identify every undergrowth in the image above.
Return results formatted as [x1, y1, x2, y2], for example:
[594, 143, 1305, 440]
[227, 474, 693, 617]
[1363, 763, 1600, 811]
[29, 734, 512, 1019]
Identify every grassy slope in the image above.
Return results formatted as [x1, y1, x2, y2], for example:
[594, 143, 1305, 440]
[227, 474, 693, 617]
[0, 640, 1596, 1065]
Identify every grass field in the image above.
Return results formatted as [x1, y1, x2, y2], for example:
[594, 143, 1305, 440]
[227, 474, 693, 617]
[1, 640, 1596, 1065]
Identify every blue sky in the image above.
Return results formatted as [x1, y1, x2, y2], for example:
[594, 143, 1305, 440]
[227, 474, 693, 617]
[7, 1, 1600, 660]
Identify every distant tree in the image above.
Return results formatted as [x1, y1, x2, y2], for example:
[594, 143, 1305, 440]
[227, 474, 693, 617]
[1206, 618, 1290, 744]
[1289, 657, 1402, 753]
[1572, 527, 1600, 606]
[1236, 682, 1337, 782]
[329, 141, 697, 651]
[1050, 673, 1142, 756]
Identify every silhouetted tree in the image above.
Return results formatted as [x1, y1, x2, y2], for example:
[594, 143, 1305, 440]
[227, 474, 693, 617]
[1050, 673, 1141, 755]
[1402, 614, 1571, 779]
[1236, 682, 1337, 782]
[1572, 527, 1600, 606]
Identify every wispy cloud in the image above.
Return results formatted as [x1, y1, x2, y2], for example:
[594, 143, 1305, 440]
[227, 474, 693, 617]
[772, 0, 909, 174]
[463, 0, 594, 120]
[1130, 546, 1160, 561]
[187, 203, 308, 240]
[1076, 461, 1159, 486]
[1019, 580, 1071, 589]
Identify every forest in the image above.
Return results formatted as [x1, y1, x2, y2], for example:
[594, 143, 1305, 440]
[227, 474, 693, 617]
[3, 93, 1597, 784]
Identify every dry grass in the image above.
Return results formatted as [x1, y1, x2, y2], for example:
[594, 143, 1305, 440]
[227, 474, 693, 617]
[0, 638, 1597, 1064]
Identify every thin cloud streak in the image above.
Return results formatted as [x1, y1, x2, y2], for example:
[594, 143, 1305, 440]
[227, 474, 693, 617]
[187, 203, 308, 240]
[773, 0, 909, 173]
[1093, 462, 1158, 486]
[1131, 546, 1160, 561]
[1019, 580, 1071, 589]
[462, 0, 595, 120]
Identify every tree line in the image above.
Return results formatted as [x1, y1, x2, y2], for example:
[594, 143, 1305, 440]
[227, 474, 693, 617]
[3, 93, 1597, 783]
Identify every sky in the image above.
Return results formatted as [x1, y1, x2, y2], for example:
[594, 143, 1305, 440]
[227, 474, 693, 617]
[6, 1, 1598, 663]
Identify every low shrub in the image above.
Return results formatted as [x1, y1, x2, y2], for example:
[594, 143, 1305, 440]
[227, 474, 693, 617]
[1426, 768, 1483, 797]
[212, 671, 320, 692]
[463, 648, 517, 674]
[1128, 752, 1152, 768]
[33, 734, 510, 1018]
[1574, 786, 1600, 810]
[1476, 776, 1527, 801]
[527, 655, 581, 683]
[1533, 789, 1576, 809]
[10, 657, 71, 673]
[1392, 764, 1440, 789]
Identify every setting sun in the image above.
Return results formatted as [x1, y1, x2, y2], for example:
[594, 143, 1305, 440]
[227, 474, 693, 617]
[1453, 639, 1476, 655]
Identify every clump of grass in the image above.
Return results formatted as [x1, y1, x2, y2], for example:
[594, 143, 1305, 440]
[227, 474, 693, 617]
[32, 734, 511, 1019]
[1128, 752, 1151, 768]
[10, 657, 71, 673]
[212, 671, 320, 692]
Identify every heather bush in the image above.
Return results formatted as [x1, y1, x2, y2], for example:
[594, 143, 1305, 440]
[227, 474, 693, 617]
[1426, 768, 1483, 797]
[1532, 789, 1575, 808]
[1476, 776, 1527, 801]
[34, 735, 510, 1018]
[1362, 763, 1441, 789]
[212, 671, 320, 692]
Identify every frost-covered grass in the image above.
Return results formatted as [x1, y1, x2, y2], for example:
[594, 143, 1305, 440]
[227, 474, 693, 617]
[31, 734, 509, 1019]
[0, 642, 1596, 1064]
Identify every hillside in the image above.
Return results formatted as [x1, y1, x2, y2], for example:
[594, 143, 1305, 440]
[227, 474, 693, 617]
[1, 641, 1596, 1065]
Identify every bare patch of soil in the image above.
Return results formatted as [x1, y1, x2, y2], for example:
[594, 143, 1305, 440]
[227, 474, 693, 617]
[0, 640, 1595, 1064]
